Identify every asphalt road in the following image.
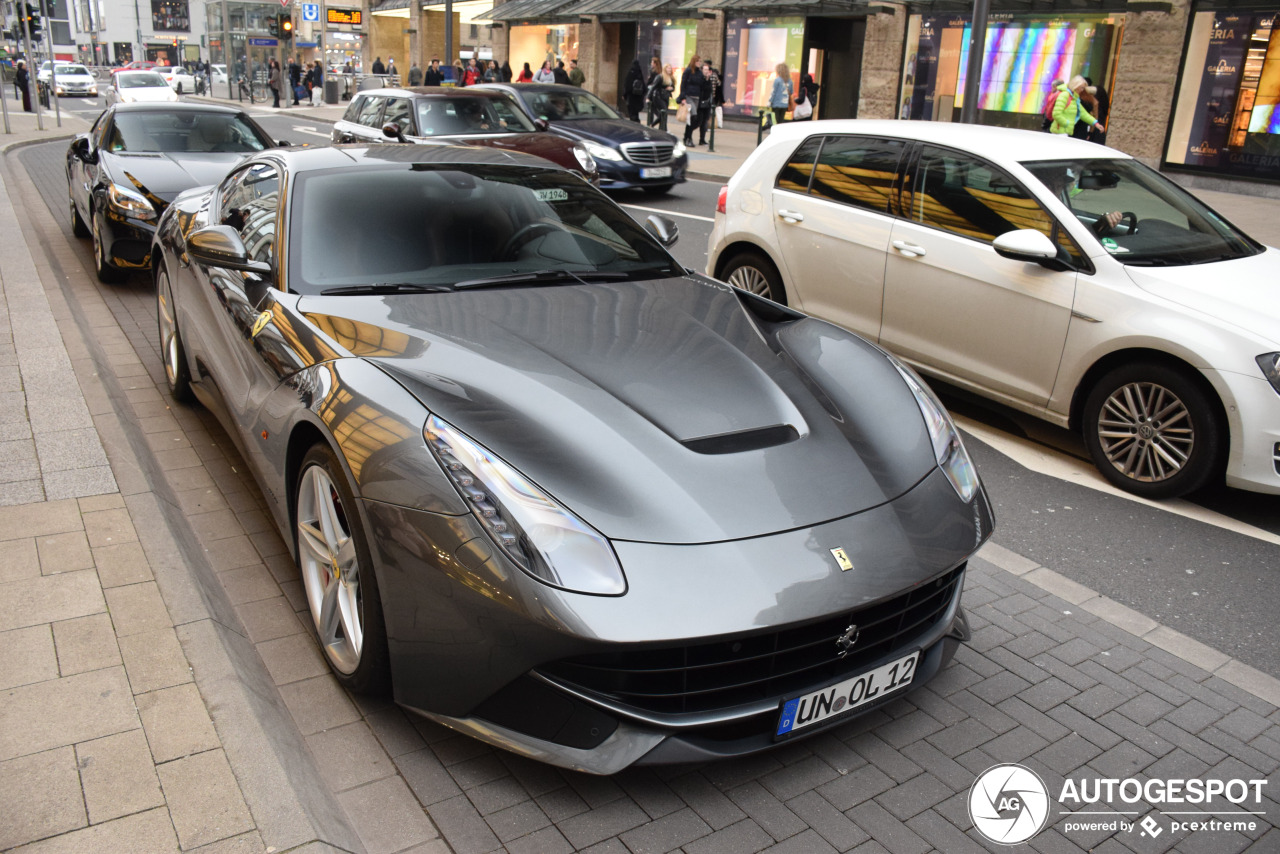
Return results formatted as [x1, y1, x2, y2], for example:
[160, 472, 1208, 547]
[31, 105, 1280, 678]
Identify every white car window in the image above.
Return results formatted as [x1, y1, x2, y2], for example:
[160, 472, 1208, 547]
[810, 136, 907, 215]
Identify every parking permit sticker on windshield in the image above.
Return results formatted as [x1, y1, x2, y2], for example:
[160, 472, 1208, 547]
[534, 189, 569, 202]
[1100, 238, 1129, 254]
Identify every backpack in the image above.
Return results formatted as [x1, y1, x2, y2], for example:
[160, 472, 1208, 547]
[632, 75, 643, 95]
[1040, 89, 1061, 131]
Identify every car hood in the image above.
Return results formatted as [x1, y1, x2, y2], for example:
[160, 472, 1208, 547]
[549, 118, 677, 147]
[1125, 247, 1280, 346]
[105, 151, 247, 203]
[298, 277, 938, 544]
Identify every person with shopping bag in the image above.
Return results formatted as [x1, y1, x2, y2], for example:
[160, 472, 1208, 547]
[677, 54, 703, 146]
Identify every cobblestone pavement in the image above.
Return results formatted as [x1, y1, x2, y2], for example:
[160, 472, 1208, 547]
[3, 138, 1278, 854]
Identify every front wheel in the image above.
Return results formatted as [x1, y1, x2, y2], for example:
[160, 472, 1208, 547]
[295, 445, 390, 694]
[1082, 362, 1224, 498]
[91, 208, 123, 283]
[155, 267, 193, 402]
[720, 249, 786, 304]
[69, 193, 89, 238]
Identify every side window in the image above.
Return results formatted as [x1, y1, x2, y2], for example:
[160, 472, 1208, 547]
[909, 146, 1083, 262]
[91, 112, 110, 150]
[775, 136, 822, 193]
[809, 137, 906, 214]
[342, 96, 363, 123]
[357, 96, 384, 127]
[218, 164, 280, 265]
[383, 97, 413, 131]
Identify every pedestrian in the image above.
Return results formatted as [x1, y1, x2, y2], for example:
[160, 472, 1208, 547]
[268, 58, 281, 108]
[453, 59, 465, 85]
[14, 61, 32, 112]
[793, 71, 818, 120]
[372, 56, 386, 75]
[770, 62, 793, 126]
[553, 60, 571, 85]
[535, 60, 555, 83]
[289, 56, 302, 104]
[646, 57, 672, 128]
[424, 58, 443, 86]
[408, 61, 423, 86]
[517, 62, 533, 83]
[501, 61, 513, 82]
[677, 54, 702, 145]
[464, 58, 480, 86]
[309, 60, 324, 105]
[1085, 76, 1110, 145]
[1049, 75, 1102, 137]
[568, 58, 585, 87]
[386, 57, 398, 81]
[1039, 79, 1063, 131]
[695, 62, 716, 144]
[484, 60, 501, 83]
[623, 58, 646, 122]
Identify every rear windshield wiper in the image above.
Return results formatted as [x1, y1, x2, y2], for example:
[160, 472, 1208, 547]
[319, 282, 452, 296]
[453, 269, 629, 290]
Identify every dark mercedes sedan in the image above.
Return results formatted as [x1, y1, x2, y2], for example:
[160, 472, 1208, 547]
[151, 143, 993, 774]
[477, 82, 688, 194]
[67, 102, 280, 282]
[330, 87, 599, 184]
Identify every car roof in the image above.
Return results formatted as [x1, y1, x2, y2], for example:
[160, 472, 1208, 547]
[482, 82, 584, 95]
[258, 142, 571, 175]
[112, 102, 244, 116]
[356, 86, 512, 101]
[765, 119, 1132, 164]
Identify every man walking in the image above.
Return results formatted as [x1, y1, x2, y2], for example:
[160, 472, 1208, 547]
[424, 59, 444, 86]
[408, 61, 423, 86]
[568, 58, 585, 87]
[289, 56, 302, 105]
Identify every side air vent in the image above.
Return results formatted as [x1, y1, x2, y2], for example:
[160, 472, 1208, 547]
[681, 425, 799, 455]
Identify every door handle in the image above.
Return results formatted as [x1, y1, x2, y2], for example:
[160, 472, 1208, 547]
[892, 240, 927, 258]
[777, 210, 805, 224]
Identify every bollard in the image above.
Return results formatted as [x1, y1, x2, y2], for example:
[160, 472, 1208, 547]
[709, 108, 716, 153]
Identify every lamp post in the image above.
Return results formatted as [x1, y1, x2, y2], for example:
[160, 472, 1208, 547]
[958, 0, 989, 125]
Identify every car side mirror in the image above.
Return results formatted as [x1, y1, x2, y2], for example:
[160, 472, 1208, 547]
[276, 139, 292, 147]
[533, 117, 550, 131]
[71, 136, 97, 164]
[382, 122, 407, 143]
[992, 229, 1062, 268]
[645, 214, 679, 247]
[188, 225, 272, 275]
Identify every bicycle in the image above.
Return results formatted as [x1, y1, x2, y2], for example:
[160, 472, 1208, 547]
[237, 73, 254, 103]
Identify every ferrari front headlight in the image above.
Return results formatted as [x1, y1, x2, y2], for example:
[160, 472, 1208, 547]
[890, 358, 981, 503]
[107, 182, 157, 221]
[424, 415, 626, 595]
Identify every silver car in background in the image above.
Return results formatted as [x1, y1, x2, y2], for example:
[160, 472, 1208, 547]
[152, 143, 994, 773]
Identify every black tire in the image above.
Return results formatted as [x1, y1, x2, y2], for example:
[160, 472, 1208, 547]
[155, 266, 193, 403]
[90, 208, 123, 283]
[70, 194, 90, 238]
[176, 82, 183, 95]
[1082, 362, 1224, 499]
[720, 248, 786, 304]
[642, 184, 674, 196]
[294, 444, 391, 694]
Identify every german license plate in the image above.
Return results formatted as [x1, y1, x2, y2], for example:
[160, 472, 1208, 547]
[640, 166, 671, 179]
[776, 651, 919, 738]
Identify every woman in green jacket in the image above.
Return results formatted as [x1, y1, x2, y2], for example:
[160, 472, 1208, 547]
[1050, 76, 1102, 136]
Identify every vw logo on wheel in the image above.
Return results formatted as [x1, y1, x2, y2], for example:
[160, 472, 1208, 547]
[968, 763, 1051, 845]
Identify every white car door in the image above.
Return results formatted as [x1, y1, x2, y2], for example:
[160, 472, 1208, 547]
[769, 134, 906, 340]
[880, 144, 1082, 408]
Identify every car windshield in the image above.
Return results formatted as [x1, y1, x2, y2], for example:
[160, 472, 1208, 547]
[414, 97, 536, 136]
[108, 111, 271, 153]
[290, 164, 682, 294]
[525, 89, 620, 121]
[119, 71, 169, 88]
[60, 65, 90, 76]
[1022, 158, 1261, 266]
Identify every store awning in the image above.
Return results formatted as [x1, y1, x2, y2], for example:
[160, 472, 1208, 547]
[370, 0, 413, 12]
[477, 0, 580, 21]
[571, 0, 684, 19]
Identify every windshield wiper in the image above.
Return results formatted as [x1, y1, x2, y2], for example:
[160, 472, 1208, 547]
[453, 269, 629, 290]
[319, 282, 451, 296]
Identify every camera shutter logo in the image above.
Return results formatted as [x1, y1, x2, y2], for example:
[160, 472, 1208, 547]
[968, 764, 1051, 845]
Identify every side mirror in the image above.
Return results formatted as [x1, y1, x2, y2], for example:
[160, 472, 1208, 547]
[645, 214, 679, 247]
[533, 117, 550, 132]
[992, 229, 1061, 267]
[276, 139, 292, 147]
[382, 122, 407, 143]
[188, 225, 272, 275]
[71, 136, 97, 164]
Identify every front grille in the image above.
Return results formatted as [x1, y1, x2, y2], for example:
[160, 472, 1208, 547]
[621, 141, 675, 166]
[540, 564, 965, 716]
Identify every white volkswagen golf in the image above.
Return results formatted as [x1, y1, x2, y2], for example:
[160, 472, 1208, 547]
[708, 121, 1280, 499]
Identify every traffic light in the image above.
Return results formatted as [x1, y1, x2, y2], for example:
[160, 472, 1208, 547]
[279, 13, 293, 40]
[267, 15, 278, 36]
[25, 3, 42, 42]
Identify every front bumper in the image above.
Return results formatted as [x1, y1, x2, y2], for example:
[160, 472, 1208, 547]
[1214, 367, 1280, 494]
[102, 207, 158, 269]
[364, 466, 993, 773]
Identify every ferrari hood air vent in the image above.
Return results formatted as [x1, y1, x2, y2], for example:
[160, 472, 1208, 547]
[681, 424, 800, 455]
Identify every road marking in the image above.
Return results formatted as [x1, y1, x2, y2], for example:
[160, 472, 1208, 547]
[955, 413, 1280, 547]
[290, 125, 330, 138]
[621, 203, 715, 223]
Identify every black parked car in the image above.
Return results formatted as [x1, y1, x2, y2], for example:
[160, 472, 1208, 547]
[476, 83, 687, 194]
[67, 102, 282, 282]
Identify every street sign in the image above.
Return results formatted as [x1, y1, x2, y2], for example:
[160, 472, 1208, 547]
[301, 3, 319, 22]
[249, 37, 279, 46]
